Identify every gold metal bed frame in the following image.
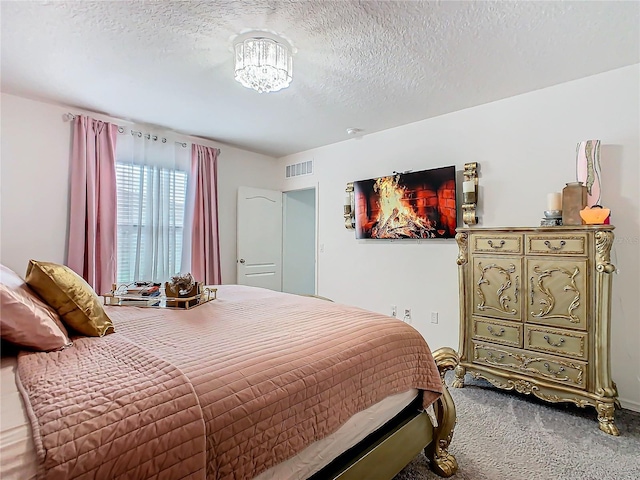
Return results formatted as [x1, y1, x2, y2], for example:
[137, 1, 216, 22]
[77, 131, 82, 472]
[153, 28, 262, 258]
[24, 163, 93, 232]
[310, 347, 459, 480]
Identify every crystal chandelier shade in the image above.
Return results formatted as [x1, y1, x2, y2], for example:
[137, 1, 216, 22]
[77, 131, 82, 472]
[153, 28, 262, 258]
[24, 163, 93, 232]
[234, 37, 293, 93]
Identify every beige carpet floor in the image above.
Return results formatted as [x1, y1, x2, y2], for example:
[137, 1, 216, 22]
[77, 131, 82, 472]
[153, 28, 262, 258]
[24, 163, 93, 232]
[394, 373, 640, 480]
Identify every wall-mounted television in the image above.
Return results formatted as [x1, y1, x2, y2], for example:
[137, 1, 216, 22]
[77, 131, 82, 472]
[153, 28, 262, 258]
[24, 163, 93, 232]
[353, 166, 457, 240]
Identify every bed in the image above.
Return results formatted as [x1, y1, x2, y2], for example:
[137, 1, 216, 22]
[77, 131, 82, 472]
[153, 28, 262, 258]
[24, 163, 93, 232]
[1, 271, 458, 480]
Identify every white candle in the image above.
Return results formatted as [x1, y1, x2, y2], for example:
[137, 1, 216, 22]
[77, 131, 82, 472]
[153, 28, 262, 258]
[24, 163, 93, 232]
[547, 192, 562, 211]
[463, 180, 475, 193]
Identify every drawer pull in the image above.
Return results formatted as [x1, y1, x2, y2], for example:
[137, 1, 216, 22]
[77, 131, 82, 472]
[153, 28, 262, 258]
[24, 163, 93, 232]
[530, 277, 534, 305]
[544, 335, 565, 347]
[487, 325, 505, 337]
[487, 351, 505, 362]
[488, 240, 505, 249]
[544, 240, 566, 251]
[543, 362, 565, 376]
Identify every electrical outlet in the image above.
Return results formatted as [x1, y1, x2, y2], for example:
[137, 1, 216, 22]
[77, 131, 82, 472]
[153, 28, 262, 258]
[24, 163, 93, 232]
[404, 308, 411, 323]
[431, 311, 439, 324]
[391, 305, 397, 318]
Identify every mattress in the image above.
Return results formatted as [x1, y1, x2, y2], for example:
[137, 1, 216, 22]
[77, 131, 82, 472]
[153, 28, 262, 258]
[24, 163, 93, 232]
[0, 354, 417, 480]
[0, 356, 36, 480]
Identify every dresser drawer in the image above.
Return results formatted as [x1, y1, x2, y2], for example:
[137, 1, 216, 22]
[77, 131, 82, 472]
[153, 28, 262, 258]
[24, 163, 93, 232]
[473, 317, 522, 347]
[472, 235, 522, 254]
[521, 353, 587, 389]
[526, 234, 587, 256]
[472, 341, 587, 389]
[472, 342, 522, 373]
[525, 325, 588, 360]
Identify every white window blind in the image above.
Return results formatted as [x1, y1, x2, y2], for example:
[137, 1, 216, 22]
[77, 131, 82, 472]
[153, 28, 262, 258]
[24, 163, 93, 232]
[115, 162, 187, 284]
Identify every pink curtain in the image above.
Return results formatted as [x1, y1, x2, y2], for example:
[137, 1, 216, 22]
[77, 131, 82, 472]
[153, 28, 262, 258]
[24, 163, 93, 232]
[190, 144, 222, 284]
[67, 116, 118, 294]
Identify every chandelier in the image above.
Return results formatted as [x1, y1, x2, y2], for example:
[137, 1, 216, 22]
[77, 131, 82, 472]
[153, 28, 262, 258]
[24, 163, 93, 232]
[234, 35, 293, 93]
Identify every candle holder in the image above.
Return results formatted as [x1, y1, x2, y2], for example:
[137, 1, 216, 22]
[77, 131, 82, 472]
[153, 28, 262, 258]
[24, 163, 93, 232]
[541, 192, 563, 226]
[344, 182, 355, 229]
[462, 162, 479, 225]
[540, 210, 563, 227]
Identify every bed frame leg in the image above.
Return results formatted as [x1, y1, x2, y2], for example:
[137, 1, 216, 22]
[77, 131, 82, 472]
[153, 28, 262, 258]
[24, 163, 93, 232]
[426, 347, 459, 478]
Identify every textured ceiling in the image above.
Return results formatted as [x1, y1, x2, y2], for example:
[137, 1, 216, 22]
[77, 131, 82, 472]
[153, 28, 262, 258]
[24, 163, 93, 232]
[1, 1, 638, 158]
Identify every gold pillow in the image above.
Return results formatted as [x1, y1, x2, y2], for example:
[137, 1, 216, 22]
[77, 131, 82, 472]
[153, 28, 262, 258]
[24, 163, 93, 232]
[25, 260, 114, 337]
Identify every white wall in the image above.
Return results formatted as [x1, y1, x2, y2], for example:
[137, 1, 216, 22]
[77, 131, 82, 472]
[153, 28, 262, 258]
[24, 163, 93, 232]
[282, 188, 316, 295]
[278, 65, 640, 411]
[1, 93, 73, 277]
[0, 92, 280, 284]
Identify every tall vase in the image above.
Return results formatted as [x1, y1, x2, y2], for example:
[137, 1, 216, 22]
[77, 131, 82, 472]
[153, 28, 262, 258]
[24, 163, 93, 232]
[562, 182, 588, 226]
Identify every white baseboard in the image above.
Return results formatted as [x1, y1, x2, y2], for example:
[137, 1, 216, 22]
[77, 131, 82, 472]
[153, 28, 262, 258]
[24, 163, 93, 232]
[619, 397, 640, 413]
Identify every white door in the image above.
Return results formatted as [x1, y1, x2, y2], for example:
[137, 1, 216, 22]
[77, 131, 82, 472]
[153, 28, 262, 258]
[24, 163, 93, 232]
[237, 186, 283, 291]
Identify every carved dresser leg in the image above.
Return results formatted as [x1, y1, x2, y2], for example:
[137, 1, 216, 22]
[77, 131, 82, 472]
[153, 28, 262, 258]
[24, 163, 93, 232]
[451, 364, 466, 388]
[596, 401, 620, 436]
[427, 347, 459, 477]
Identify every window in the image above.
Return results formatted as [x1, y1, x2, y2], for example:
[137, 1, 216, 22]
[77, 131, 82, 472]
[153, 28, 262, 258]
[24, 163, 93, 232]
[115, 162, 188, 284]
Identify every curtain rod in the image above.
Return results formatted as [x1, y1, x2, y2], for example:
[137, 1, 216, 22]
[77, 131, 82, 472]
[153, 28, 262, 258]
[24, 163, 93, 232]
[64, 112, 187, 148]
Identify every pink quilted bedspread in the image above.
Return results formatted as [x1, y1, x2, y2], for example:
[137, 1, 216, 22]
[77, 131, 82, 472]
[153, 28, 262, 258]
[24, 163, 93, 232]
[18, 285, 442, 480]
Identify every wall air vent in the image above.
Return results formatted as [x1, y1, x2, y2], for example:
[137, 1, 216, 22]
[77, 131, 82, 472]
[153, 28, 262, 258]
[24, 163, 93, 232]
[285, 160, 313, 178]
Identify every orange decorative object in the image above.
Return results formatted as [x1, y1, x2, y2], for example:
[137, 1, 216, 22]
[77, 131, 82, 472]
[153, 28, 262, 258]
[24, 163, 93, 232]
[580, 206, 611, 225]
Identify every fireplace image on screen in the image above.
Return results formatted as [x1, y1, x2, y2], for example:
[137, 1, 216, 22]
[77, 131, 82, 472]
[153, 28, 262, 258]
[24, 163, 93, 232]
[353, 166, 457, 239]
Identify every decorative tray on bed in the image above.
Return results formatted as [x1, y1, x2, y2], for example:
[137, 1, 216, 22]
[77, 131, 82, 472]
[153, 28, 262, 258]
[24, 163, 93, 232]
[103, 283, 217, 310]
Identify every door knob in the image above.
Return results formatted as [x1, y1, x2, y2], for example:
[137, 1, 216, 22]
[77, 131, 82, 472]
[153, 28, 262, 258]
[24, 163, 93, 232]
[239, 259, 245, 264]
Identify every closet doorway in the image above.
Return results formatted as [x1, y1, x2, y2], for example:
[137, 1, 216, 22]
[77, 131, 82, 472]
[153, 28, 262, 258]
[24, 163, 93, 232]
[282, 188, 316, 295]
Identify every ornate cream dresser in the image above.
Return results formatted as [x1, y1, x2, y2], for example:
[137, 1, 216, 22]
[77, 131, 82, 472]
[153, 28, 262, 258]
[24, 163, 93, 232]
[453, 226, 619, 435]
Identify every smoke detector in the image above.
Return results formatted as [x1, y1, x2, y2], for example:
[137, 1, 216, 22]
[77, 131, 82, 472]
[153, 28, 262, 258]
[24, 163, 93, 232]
[346, 127, 361, 135]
